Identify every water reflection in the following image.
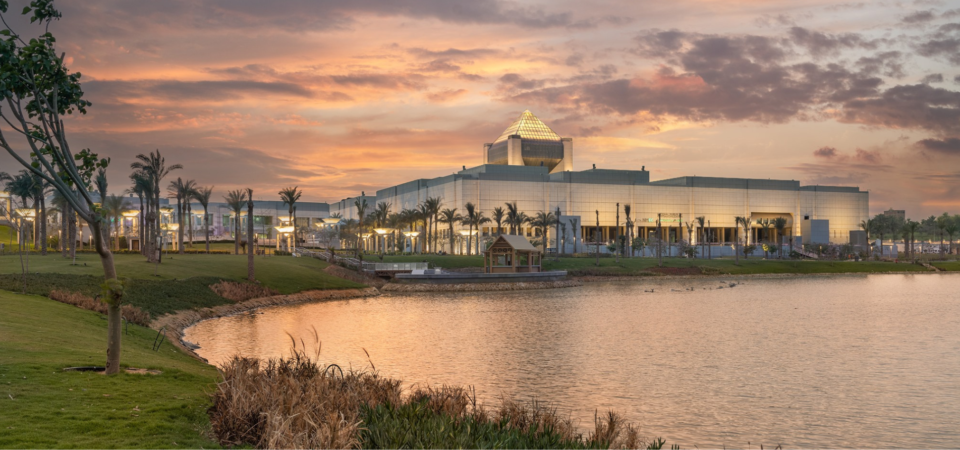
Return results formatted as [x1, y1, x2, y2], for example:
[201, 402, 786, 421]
[186, 274, 960, 448]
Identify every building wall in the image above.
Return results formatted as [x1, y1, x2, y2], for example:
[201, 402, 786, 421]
[371, 166, 869, 249]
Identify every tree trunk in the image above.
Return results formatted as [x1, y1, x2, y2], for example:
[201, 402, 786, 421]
[68, 205, 77, 260]
[90, 219, 121, 375]
[234, 215, 240, 255]
[177, 196, 184, 254]
[39, 196, 47, 255]
[187, 202, 193, 247]
[247, 192, 255, 281]
[61, 203, 69, 257]
[204, 207, 210, 253]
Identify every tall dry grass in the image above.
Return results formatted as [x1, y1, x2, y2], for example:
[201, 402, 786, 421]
[48, 290, 150, 326]
[209, 331, 646, 449]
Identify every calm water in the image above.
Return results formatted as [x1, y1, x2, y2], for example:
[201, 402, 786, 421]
[185, 274, 960, 448]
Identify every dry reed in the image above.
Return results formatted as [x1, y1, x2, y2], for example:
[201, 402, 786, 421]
[209, 331, 647, 449]
[48, 290, 151, 326]
[209, 280, 279, 302]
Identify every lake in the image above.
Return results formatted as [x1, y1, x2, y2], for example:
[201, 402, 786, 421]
[184, 274, 960, 448]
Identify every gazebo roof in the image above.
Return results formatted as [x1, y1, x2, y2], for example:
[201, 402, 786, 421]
[491, 234, 539, 252]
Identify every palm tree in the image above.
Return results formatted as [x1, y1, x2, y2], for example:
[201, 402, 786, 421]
[734, 216, 750, 265]
[438, 208, 462, 254]
[685, 221, 695, 257]
[516, 212, 531, 237]
[193, 186, 214, 253]
[102, 195, 128, 251]
[695, 216, 706, 259]
[474, 212, 491, 254]
[374, 201, 392, 257]
[279, 186, 303, 252]
[505, 202, 519, 234]
[623, 204, 632, 258]
[131, 150, 182, 262]
[463, 202, 478, 255]
[416, 202, 431, 253]
[30, 169, 48, 254]
[6, 171, 34, 249]
[757, 218, 771, 258]
[167, 178, 185, 254]
[492, 206, 505, 235]
[772, 217, 788, 259]
[354, 198, 369, 271]
[530, 211, 558, 254]
[569, 218, 578, 253]
[426, 197, 442, 252]
[127, 171, 153, 256]
[224, 189, 247, 255]
[936, 213, 949, 260]
[559, 221, 568, 255]
[905, 219, 920, 259]
[246, 188, 255, 280]
[860, 218, 873, 257]
[946, 224, 958, 257]
[181, 180, 198, 248]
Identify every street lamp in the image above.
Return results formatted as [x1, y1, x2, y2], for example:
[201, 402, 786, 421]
[402, 230, 419, 253]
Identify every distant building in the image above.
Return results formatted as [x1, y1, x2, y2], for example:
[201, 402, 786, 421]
[333, 110, 870, 254]
[883, 208, 905, 221]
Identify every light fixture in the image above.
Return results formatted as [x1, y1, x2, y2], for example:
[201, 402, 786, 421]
[15, 208, 35, 218]
[322, 217, 342, 225]
[403, 231, 419, 238]
[374, 228, 391, 235]
[458, 229, 477, 236]
[121, 210, 140, 218]
[275, 225, 295, 234]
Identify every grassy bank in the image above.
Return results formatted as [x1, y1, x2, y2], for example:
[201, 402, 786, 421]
[0, 253, 365, 318]
[0, 291, 221, 448]
[378, 254, 954, 276]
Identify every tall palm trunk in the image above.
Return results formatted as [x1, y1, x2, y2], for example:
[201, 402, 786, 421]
[187, 201, 193, 247]
[68, 200, 77, 260]
[204, 206, 210, 253]
[247, 189, 255, 280]
[60, 204, 68, 257]
[138, 194, 145, 255]
[39, 196, 47, 255]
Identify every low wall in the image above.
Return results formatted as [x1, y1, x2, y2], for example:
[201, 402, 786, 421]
[394, 270, 568, 284]
[382, 279, 581, 292]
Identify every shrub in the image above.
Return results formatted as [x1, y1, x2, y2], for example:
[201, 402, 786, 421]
[209, 281, 279, 302]
[209, 339, 648, 449]
[48, 290, 151, 326]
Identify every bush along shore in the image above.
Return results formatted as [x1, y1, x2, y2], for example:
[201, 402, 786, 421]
[210, 339, 666, 449]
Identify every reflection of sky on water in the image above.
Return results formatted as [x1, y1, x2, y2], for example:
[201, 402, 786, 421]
[186, 274, 960, 448]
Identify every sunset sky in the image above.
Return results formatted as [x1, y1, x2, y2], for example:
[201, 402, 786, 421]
[4, 0, 959, 218]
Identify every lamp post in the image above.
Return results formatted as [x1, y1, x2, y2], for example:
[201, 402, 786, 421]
[458, 229, 476, 255]
[402, 231, 419, 254]
[374, 228, 391, 257]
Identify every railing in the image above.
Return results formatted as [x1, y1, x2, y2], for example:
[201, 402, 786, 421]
[371, 262, 428, 271]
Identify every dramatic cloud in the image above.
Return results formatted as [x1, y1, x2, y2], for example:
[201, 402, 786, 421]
[0, 0, 955, 217]
[916, 137, 960, 154]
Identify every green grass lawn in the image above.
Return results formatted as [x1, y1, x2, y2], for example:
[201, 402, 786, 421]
[0, 253, 365, 318]
[0, 291, 221, 448]
[0, 253, 363, 294]
[378, 253, 949, 275]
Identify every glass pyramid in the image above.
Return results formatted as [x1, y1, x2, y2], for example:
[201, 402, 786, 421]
[492, 110, 562, 144]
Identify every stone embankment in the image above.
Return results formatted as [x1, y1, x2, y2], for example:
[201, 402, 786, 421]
[151, 287, 380, 361]
[381, 279, 581, 292]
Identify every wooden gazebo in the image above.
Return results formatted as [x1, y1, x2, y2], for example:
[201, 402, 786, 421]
[483, 235, 541, 273]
